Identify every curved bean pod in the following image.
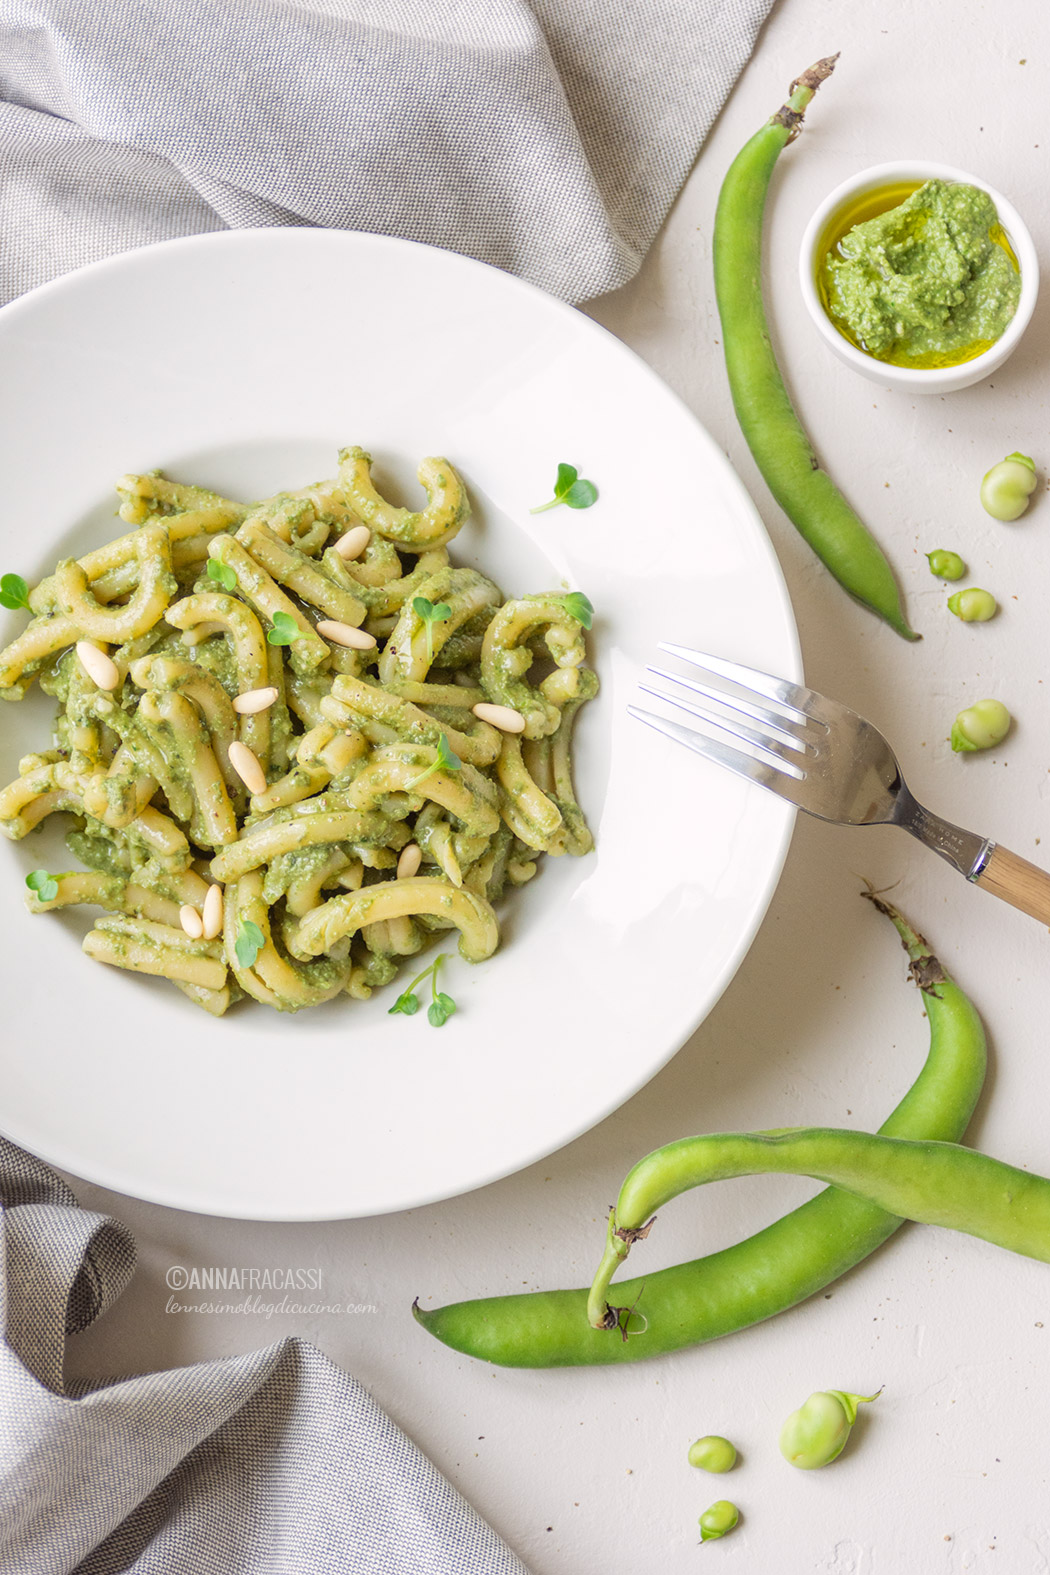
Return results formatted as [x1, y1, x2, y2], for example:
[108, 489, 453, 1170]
[588, 1129, 1050, 1323]
[413, 895, 985, 1365]
[714, 58, 918, 640]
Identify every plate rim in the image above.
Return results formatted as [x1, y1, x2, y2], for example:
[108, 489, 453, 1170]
[0, 227, 800, 1219]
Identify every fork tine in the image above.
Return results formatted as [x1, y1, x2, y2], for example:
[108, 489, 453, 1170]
[657, 643, 820, 723]
[645, 665, 815, 754]
[628, 705, 811, 809]
[637, 681, 806, 774]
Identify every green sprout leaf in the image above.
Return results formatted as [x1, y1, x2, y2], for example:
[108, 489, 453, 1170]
[206, 558, 238, 592]
[405, 732, 462, 792]
[0, 574, 32, 612]
[412, 596, 452, 623]
[530, 463, 599, 515]
[428, 991, 457, 1028]
[435, 733, 461, 771]
[388, 991, 420, 1017]
[563, 478, 598, 508]
[25, 869, 59, 902]
[266, 611, 301, 646]
[562, 591, 594, 629]
[389, 953, 458, 1029]
[412, 595, 453, 666]
[234, 919, 266, 968]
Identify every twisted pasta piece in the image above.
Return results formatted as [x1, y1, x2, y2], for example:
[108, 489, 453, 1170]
[338, 448, 469, 550]
[481, 594, 589, 739]
[296, 876, 498, 963]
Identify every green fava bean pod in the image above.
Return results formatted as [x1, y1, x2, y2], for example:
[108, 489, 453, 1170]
[779, 1388, 879, 1469]
[688, 1435, 737, 1473]
[413, 895, 985, 1366]
[699, 1501, 739, 1542]
[714, 57, 918, 641]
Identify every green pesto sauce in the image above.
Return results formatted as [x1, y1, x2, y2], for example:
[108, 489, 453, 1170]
[821, 180, 1021, 368]
[188, 634, 239, 694]
[66, 827, 126, 875]
[262, 842, 339, 903]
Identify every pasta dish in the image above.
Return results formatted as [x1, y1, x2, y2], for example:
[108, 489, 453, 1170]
[0, 449, 596, 1016]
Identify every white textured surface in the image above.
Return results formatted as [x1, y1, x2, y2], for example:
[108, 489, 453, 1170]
[61, 4, 1050, 1570]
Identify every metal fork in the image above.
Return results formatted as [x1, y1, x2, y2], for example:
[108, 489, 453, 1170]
[632, 644, 1050, 928]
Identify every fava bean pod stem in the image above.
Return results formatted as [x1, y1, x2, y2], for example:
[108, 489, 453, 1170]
[713, 57, 918, 640]
[590, 1132, 1050, 1329]
[414, 894, 985, 1365]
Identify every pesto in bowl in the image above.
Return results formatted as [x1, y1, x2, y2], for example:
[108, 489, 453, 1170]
[818, 178, 1021, 369]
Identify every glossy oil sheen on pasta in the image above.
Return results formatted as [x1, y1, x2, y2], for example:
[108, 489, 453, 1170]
[0, 448, 597, 1016]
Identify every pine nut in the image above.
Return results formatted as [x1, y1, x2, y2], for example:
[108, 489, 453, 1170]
[201, 882, 224, 940]
[472, 701, 526, 734]
[334, 525, 371, 561]
[316, 619, 377, 650]
[75, 641, 120, 692]
[396, 843, 422, 879]
[179, 904, 204, 939]
[228, 740, 267, 796]
[233, 685, 279, 715]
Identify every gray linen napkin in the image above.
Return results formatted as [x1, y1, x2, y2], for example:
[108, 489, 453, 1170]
[0, 0, 775, 307]
[0, 1137, 532, 1575]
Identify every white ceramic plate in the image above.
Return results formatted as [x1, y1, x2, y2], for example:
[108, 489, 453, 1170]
[0, 230, 799, 1220]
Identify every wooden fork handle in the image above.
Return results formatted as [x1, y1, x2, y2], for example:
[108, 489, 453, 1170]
[974, 844, 1050, 927]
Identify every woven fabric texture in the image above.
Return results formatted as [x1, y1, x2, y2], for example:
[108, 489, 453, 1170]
[0, 1137, 532, 1574]
[0, 0, 775, 306]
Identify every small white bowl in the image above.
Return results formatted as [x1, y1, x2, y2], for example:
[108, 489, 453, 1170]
[799, 161, 1039, 394]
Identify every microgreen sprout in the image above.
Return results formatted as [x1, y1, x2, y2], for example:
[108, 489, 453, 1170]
[412, 595, 452, 667]
[234, 919, 265, 968]
[405, 733, 461, 792]
[530, 463, 598, 514]
[0, 573, 32, 612]
[25, 869, 59, 902]
[206, 558, 238, 593]
[562, 591, 594, 629]
[266, 611, 301, 646]
[388, 952, 457, 1027]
